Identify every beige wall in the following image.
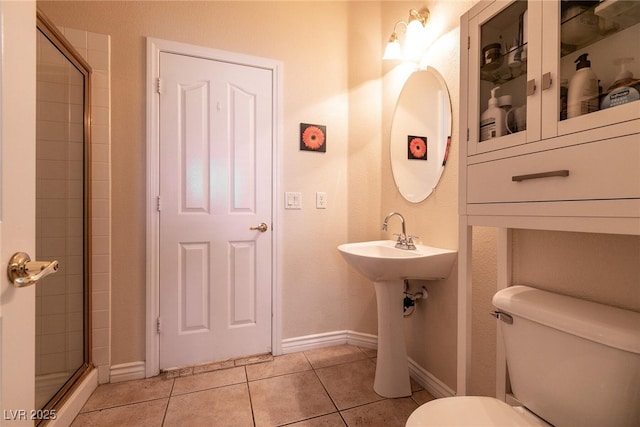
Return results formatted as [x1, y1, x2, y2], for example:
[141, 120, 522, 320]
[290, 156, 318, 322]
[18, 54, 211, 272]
[512, 230, 640, 312]
[38, 1, 384, 366]
[38, 0, 640, 397]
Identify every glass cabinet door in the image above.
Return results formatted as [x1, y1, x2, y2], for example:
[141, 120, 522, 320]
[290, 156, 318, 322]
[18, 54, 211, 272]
[478, 1, 529, 142]
[467, 0, 539, 156]
[467, 0, 639, 156]
[554, 1, 640, 135]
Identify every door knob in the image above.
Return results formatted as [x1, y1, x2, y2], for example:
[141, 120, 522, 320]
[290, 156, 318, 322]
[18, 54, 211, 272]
[7, 252, 59, 288]
[249, 223, 268, 232]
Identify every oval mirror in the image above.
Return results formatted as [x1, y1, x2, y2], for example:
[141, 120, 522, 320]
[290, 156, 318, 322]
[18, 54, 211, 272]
[390, 67, 452, 203]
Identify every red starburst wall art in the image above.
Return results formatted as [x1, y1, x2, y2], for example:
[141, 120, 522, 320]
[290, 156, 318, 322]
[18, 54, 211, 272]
[300, 123, 327, 152]
[407, 135, 427, 160]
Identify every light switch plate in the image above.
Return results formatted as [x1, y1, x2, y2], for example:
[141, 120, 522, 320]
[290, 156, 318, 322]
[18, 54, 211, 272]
[285, 192, 302, 209]
[316, 192, 327, 209]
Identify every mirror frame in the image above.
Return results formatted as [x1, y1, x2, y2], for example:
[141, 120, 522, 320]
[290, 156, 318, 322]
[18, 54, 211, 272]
[390, 67, 452, 203]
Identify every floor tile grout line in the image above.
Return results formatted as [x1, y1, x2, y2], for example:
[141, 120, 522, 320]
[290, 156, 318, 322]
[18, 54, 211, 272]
[246, 365, 314, 383]
[303, 348, 385, 426]
[303, 351, 341, 415]
[302, 346, 427, 424]
[169, 378, 249, 397]
[160, 378, 176, 426]
[242, 366, 258, 427]
[79, 396, 171, 415]
[276, 411, 343, 427]
[160, 390, 172, 427]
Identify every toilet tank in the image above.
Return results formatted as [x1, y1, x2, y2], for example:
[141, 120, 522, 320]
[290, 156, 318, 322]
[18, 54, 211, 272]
[493, 285, 640, 427]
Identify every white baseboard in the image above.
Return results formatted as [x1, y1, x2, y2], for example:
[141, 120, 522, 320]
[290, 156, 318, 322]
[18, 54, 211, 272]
[281, 330, 378, 353]
[346, 331, 378, 349]
[408, 357, 455, 398]
[281, 330, 351, 353]
[282, 330, 454, 398]
[110, 361, 146, 383]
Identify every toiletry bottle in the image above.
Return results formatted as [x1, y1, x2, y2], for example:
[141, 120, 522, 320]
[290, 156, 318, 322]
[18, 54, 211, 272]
[480, 86, 506, 141]
[601, 57, 640, 109]
[567, 53, 599, 118]
[498, 95, 514, 133]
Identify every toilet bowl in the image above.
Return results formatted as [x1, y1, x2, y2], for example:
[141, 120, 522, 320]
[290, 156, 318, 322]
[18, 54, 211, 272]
[406, 396, 550, 427]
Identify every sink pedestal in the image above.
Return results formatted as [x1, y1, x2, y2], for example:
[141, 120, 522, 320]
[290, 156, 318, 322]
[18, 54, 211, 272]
[337, 240, 457, 398]
[373, 279, 411, 398]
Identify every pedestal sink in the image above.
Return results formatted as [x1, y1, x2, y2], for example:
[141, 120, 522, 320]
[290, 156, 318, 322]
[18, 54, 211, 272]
[337, 240, 456, 398]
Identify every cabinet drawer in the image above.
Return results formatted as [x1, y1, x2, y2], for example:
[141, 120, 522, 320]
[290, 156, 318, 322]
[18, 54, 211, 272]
[467, 135, 640, 204]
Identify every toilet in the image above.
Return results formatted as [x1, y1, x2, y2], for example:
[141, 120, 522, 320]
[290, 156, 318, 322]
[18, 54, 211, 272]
[407, 285, 640, 427]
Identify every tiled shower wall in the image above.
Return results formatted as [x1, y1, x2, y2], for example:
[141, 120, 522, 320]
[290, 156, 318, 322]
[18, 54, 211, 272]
[35, 26, 111, 386]
[35, 29, 86, 391]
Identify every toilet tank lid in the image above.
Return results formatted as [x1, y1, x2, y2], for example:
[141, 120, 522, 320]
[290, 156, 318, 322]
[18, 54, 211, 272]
[493, 285, 640, 354]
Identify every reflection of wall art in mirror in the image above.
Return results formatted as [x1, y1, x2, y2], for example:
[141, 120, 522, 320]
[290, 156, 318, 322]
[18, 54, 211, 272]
[300, 123, 327, 152]
[408, 136, 428, 160]
[442, 136, 452, 166]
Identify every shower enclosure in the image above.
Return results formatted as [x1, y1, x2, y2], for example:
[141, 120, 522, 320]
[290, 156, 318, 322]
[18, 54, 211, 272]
[35, 12, 92, 414]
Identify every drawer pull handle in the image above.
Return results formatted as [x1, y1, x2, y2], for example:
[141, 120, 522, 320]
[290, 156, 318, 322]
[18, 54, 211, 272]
[512, 170, 569, 182]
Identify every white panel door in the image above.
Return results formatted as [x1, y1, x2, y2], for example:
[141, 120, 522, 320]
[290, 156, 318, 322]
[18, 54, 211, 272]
[0, 1, 37, 424]
[158, 52, 272, 369]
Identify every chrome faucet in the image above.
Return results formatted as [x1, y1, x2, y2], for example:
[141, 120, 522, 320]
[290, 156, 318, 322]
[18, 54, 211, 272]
[382, 212, 416, 250]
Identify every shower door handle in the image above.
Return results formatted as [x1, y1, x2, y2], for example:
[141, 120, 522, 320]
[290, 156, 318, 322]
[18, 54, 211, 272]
[7, 252, 59, 288]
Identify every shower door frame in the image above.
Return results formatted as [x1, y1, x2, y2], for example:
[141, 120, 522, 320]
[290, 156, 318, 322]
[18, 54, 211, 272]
[36, 10, 93, 416]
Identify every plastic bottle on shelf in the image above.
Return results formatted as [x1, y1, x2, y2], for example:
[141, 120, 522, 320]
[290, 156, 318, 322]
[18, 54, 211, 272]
[567, 53, 599, 118]
[498, 95, 514, 132]
[480, 86, 507, 141]
[601, 58, 640, 109]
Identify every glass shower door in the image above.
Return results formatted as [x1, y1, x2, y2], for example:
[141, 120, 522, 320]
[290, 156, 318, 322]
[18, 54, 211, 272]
[35, 13, 92, 414]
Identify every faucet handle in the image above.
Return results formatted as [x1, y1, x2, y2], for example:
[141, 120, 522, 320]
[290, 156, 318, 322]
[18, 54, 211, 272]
[394, 233, 412, 249]
[393, 233, 405, 242]
[406, 235, 418, 250]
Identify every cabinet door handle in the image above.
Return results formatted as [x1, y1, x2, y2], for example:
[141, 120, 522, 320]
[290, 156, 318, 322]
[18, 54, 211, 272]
[512, 170, 570, 182]
[542, 72, 552, 91]
[527, 79, 536, 96]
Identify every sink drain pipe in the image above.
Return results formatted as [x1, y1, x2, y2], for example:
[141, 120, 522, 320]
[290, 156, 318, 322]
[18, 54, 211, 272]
[403, 280, 428, 317]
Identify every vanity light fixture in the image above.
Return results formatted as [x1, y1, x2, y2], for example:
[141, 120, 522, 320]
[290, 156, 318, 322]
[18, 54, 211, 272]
[383, 8, 430, 61]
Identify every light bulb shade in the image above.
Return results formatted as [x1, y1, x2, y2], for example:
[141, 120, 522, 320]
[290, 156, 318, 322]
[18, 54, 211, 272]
[383, 39, 402, 60]
[406, 19, 424, 39]
[382, 8, 430, 61]
[404, 20, 426, 61]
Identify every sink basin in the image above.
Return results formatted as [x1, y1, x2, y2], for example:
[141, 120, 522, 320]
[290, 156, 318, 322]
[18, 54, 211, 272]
[337, 240, 456, 282]
[337, 239, 457, 398]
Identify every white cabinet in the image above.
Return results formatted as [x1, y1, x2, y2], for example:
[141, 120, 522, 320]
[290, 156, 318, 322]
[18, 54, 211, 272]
[456, 0, 640, 397]
[460, 0, 640, 231]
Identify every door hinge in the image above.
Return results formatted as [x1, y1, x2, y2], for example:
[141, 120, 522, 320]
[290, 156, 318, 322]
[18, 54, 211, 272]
[467, 36, 470, 50]
[157, 196, 161, 212]
[156, 317, 161, 333]
[156, 77, 162, 94]
[467, 128, 470, 141]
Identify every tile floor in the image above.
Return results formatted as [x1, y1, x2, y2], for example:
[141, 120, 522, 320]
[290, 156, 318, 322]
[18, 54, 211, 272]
[71, 344, 436, 426]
